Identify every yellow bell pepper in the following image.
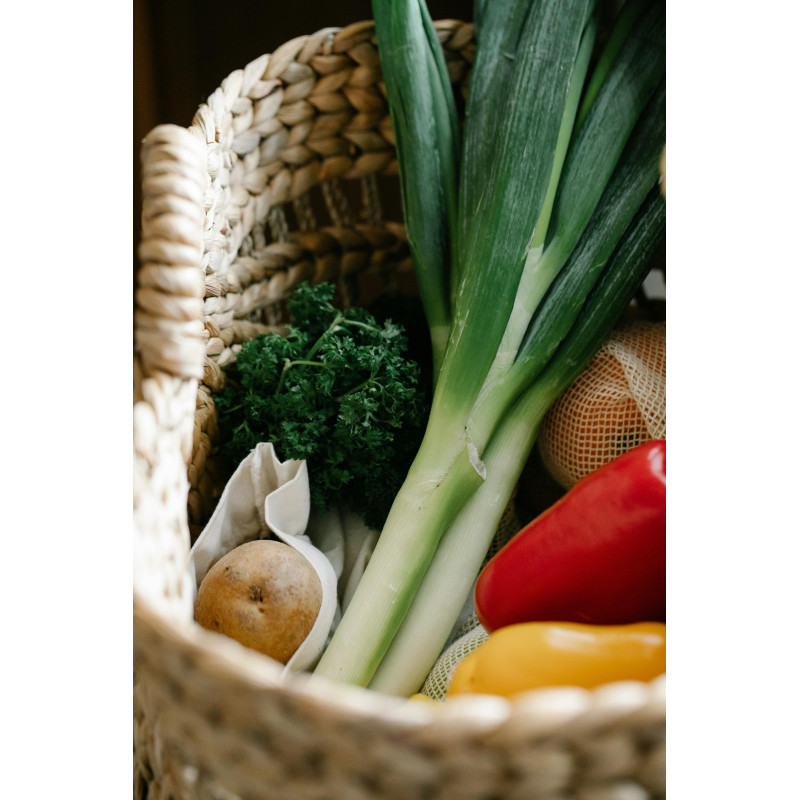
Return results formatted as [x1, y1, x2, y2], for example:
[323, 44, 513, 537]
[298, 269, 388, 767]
[447, 621, 666, 698]
[407, 692, 440, 705]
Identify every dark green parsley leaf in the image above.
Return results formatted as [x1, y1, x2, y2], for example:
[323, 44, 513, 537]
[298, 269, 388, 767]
[215, 281, 430, 530]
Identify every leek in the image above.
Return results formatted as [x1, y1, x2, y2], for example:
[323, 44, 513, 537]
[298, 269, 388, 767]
[313, 0, 666, 692]
[371, 0, 460, 379]
[370, 186, 666, 694]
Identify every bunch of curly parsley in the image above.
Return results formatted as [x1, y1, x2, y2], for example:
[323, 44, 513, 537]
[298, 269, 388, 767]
[215, 281, 430, 530]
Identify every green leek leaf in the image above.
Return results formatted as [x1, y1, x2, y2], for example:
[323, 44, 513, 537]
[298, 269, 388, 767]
[434, 0, 599, 425]
[371, 0, 461, 379]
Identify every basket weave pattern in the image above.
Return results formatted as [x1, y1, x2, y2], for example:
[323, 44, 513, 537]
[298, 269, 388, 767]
[133, 20, 666, 800]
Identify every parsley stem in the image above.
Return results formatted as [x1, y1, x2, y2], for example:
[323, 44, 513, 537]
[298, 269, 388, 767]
[233, 420, 253, 437]
[275, 359, 332, 394]
[337, 374, 382, 401]
[340, 319, 382, 335]
[274, 308, 386, 398]
[304, 314, 346, 361]
[306, 315, 382, 361]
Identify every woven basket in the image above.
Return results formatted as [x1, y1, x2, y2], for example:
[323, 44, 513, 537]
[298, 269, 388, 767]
[133, 19, 666, 800]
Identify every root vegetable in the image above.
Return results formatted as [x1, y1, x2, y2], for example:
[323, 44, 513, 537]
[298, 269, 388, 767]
[194, 540, 322, 663]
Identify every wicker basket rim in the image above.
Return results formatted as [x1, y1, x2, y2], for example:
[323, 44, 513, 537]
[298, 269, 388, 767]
[135, 591, 665, 729]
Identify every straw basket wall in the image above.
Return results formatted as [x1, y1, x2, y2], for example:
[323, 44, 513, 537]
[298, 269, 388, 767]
[133, 19, 666, 800]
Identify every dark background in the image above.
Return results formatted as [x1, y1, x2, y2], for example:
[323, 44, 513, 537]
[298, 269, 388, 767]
[133, 0, 474, 276]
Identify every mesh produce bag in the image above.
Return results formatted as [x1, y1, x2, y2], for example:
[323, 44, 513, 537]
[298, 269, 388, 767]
[537, 319, 666, 490]
[422, 621, 488, 700]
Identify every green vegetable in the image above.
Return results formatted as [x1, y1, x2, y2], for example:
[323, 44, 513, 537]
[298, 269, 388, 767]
[368, 185, 667, 695]
[371, 0, 461, 380]
[313, 0, 666, 694]
[215, 281, 429, 530]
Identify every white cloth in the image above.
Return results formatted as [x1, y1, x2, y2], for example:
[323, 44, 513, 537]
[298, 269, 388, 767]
[189, 442, 376, 672]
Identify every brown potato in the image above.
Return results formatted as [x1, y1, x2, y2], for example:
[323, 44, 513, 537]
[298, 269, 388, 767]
[194, 539, 322, 664]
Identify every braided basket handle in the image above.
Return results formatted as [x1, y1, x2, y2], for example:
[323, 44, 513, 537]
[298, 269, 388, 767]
[134, 124, 207, 621]
[136, 124, 206, 381]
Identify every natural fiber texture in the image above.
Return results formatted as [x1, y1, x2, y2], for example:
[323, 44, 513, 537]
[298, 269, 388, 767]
[422, 623, 489, 701]
[537, 320, 666, 490]
[134, 19, 665, 800]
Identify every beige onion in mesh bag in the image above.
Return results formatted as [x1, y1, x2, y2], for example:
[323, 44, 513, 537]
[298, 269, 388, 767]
[537, 319, 666, 491]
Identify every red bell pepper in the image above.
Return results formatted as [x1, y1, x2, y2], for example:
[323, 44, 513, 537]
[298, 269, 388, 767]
[475, 440, 666, 632]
